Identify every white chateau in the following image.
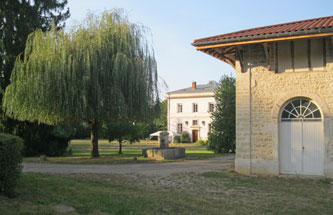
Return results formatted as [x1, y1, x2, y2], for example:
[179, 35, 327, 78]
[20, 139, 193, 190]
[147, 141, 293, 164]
[167, 81, 217, 142]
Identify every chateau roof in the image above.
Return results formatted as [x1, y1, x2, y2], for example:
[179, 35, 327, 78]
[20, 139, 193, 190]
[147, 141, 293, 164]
[168, 81, 217, 94]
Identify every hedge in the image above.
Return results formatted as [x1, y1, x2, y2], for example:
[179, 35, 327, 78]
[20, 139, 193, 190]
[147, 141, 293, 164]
[0, 133, 23, 197]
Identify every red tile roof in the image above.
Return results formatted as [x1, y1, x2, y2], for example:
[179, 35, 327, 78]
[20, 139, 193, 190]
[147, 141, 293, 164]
[193, 16, 333, 46]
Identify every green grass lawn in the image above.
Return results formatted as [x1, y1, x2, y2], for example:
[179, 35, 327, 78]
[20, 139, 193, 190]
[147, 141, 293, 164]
[23, 139, 221, 164]
[1, 172, 332, 215]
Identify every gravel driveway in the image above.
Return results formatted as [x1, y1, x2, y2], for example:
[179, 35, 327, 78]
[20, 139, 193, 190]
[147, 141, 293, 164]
[23, 155, 234, 176]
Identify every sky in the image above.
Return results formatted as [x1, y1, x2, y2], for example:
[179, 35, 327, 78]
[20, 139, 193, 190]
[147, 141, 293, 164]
[67, 0, 333, 97]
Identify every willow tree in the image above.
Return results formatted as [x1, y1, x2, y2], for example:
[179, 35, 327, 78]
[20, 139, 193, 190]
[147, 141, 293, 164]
[3, 11, 159, 157]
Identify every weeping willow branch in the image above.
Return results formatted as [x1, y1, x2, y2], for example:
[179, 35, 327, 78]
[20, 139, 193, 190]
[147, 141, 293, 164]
[4, 10, 158, 124]
[3, 10, 159, 157]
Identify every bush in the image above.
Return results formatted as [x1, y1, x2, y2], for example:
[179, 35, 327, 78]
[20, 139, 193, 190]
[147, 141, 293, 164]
[21, 124, 71, 156]
[196, 139, 207, 146]
[180, 131, 191, 143]
[173, 136, 181, 143]
[0, 133, 23, 197]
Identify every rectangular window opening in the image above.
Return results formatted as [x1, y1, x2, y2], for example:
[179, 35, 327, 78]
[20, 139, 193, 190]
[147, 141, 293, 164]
[177, 123, 182, 133]
[177, 104, 182, 113]
[209, 103, 214, 112]
[193, 103, 198, 112]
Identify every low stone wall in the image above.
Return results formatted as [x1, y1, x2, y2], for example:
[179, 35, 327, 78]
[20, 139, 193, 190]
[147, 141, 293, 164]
[142, 147, 185, 160]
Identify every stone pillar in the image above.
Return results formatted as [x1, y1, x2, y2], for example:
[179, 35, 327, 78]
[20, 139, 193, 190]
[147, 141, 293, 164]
[235, 57, 252, 175]
[159, 131, 169, 149]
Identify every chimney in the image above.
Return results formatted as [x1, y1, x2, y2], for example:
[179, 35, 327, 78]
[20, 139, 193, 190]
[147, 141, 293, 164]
[192, 81, 197, 90]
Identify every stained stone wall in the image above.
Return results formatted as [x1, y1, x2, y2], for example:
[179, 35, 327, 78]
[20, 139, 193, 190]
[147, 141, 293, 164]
[235, 37, 333, 177]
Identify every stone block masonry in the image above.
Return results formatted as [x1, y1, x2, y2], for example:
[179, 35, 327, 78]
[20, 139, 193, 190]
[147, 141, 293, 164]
[235, 39, 333, 178]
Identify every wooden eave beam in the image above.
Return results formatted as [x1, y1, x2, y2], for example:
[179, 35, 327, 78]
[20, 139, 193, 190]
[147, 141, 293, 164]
[263, 43, 272, 70]
[200, 47, 236, 68]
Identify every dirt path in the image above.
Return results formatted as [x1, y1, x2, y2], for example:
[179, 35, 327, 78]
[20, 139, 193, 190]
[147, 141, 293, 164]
[23, 155, 234, 176]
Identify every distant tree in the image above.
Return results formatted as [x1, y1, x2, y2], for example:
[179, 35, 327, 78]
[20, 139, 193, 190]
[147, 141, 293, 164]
[207, 74, 235, 153]
[105, 122, 141, 154]
[153, 99, 167, 131]
[3, 11, 159, 158]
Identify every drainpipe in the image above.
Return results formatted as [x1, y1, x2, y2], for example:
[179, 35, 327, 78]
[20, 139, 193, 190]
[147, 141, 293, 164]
[249, 46, 253, 175]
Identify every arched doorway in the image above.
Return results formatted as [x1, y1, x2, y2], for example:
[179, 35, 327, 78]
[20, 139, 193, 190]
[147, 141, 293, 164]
[279, 98, 323, 176]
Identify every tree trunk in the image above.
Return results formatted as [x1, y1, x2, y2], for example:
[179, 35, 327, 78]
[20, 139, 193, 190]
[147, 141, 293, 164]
[90, 120, 100, 158]
[118, 141, 123, 154]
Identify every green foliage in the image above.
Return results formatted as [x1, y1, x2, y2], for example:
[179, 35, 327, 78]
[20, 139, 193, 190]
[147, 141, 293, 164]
[3, 10, 159, 157]
[180, 131, 191, 143]
[153, 100, 167, 130]
[4, 10, 158, 125]
[0, 0, 70, 90]
[0, 0, 70, 159]
[208, 74, 236, 153]
[196, 139, 207, 146]
[70, 122, 90, 139]
[0, 39, 7, 62]
[173, 136, 181, 143]
[12, 123, 71, 157]
[105, 121, 143, 154]
[0, 133, 23, 197]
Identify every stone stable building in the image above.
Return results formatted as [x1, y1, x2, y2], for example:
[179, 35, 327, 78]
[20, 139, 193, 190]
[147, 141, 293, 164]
[193, 16, 333, 177]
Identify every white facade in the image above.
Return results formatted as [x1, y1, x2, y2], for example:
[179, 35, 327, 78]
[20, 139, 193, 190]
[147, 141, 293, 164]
[167, 83, 216, 142]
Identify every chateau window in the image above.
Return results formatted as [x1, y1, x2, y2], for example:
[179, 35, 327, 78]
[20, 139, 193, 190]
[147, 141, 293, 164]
[209, 103, 214, 112]
[208, 123, 212, 134]
[192, 120, 198, 125]
[193, 103, 198, 112]
[177, 104, 182, 113]
[177, 123, 183, 133]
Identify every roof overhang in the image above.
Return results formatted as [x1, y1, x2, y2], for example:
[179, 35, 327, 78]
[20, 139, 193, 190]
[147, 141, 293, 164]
[193, 29, 333, 49]
[192, 29, 333, 68]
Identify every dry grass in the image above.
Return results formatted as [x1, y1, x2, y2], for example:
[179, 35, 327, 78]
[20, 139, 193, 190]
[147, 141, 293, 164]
[1, 171, 332, 215]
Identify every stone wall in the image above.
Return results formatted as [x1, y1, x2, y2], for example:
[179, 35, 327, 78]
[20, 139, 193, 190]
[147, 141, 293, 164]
[235, 37, 333, 177]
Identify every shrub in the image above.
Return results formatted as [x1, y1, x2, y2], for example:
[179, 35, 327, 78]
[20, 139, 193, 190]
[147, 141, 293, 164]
[0, 133, 23, 197]
[196, 139, 207, 146]
[21, 124, 70, 156]
[180, 131, 191, 143]
[173, 136, 181, 143]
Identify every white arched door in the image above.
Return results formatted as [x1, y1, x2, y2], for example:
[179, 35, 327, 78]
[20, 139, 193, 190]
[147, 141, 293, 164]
[279, 98, 323, 176]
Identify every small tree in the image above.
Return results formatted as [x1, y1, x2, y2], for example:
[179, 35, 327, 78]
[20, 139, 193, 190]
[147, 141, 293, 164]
[106, 122, 141, 154]
[208, 75, 235, 153]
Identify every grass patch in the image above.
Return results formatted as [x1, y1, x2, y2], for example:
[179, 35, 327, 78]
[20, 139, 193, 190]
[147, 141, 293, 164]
[1, 172, 332, 215]
[23, 139, 223, 164]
